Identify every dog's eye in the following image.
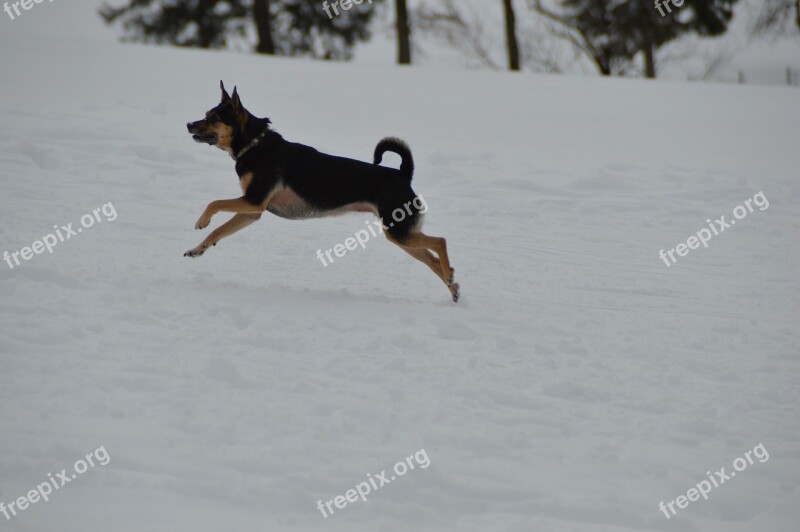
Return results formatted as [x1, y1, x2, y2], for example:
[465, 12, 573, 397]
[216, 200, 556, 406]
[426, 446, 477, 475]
[208, 116, 220, 124]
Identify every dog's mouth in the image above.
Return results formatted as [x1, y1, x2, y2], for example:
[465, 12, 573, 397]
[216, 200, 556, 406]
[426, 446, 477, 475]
[192, 133, 218, 145]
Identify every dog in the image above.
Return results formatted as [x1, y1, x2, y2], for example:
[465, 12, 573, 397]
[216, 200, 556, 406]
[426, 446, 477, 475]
[185, 82, 460, 302]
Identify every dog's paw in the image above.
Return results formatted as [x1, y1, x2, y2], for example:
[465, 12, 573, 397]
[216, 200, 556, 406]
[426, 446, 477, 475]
[184, 245, 207, 258]
[195, 213, 212, 230]
[450, 282, 460, 303]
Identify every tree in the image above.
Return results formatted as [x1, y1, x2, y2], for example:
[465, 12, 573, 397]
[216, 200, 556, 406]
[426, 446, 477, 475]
[531, 0, 741, 79]
[395, 0, 412, 64]
[275, 0, 379, 58]
[99, 0, 382, 60]
[752, 0, 800, 36]
[254, 0, 275, 54]
[502, 0, 521, 71]
[99, 0, 246, 49]
[412, 0, 504, 70]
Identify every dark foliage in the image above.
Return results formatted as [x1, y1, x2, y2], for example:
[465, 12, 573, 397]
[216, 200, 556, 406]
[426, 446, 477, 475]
[100, 0, 382, 59]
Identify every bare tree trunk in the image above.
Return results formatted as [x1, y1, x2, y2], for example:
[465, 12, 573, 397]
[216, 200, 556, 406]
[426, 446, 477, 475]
[502, 0, 520, 71]
[396, 0, 412, 64]
[643, 36, 655, 79]
[254, 0, 275, 55]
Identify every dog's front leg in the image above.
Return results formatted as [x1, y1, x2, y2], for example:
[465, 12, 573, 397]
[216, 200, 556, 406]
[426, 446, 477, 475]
[185, 212, 262, 257]
[195, 197, 262, 230]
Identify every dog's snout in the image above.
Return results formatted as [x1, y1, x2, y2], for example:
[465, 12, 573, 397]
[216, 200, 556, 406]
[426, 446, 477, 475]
[187, 122, 194, 131]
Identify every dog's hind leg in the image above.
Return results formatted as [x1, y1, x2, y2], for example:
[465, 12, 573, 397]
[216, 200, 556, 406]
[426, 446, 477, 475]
[400, 248, 448, 283]
[184, 212, 261, 257]
[386, 231, 459, 302]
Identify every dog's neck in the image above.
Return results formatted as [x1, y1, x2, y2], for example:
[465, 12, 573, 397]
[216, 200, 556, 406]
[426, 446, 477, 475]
[233, 131, 267, 161]
[231, 117, 272, 161]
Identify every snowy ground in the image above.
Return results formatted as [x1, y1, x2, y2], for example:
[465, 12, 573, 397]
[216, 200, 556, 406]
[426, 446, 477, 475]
[1, 20, 799, 532]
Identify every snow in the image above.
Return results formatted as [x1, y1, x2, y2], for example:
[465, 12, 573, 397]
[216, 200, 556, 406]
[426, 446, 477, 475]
[1, 14, 799, 532]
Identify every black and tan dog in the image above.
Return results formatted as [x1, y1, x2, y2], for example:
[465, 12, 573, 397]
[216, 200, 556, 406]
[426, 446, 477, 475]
[185, 82, 460, 302]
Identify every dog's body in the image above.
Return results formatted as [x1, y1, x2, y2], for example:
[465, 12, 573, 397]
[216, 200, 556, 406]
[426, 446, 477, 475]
[185, 82, 459, 302]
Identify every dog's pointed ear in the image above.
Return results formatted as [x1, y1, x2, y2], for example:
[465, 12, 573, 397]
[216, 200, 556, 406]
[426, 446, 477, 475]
[231, 86, 241, 111]
[231, 86, 248, 128]
[220, 80, 230, 102]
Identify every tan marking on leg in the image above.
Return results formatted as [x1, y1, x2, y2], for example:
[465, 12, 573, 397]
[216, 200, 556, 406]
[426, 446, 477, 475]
[386, 231, 459, 301]
[401, 248, 448, 284]
[398, 232, 454, 285]
[195, 197, 267, 230]
[239, 172, 254, 195]
[185, 212, 261, 257]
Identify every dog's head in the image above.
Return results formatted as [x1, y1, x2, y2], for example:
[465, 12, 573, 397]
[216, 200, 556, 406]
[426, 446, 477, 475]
[187, 81, 254, 153]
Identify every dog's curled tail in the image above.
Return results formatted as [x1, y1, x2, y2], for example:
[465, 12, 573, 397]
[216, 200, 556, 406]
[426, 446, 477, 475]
[373, 137, 414, 181]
